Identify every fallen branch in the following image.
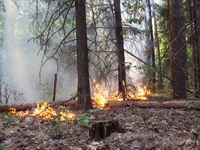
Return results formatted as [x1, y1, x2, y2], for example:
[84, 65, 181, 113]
[0, 99, 77, 113]
[106, 100, 200, 110]
[0, 99, 199, 113]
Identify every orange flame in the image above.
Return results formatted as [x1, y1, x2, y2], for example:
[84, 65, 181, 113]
[92, 83, 150, 109]
[128, 86, 151, 100]
[9, 102, 75, 121]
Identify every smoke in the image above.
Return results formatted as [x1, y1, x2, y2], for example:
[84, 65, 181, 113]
[2, 0, 76, 104]
[2, 0, 148, 104]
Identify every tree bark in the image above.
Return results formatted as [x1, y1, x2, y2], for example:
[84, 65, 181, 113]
[89, 119, 125, 141]
[146, 0, 156, 92]
[75, 0, 92, 110]
[52, 73, 57, 102]
[114, 0, 126, 100]
[0, 99, 199, 113]
[190, 0, 200, 97]
[152, 0, 163, 90]
[0, 99, 77, 113]
[107, 100, 200, 110]
[168, 0, 187, 99]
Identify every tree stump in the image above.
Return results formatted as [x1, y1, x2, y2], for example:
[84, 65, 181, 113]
[89, 119, 125, 141]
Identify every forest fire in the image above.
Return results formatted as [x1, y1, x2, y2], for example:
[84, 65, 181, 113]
[92, 85, 151, 109]
[7, 85, 150, 118]
[9, 102, 75, 121]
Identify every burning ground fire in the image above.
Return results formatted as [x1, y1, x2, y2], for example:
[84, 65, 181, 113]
[9, 102, 75, 121]
[8, 84, 150, 119]
[92, 83, 151, 109]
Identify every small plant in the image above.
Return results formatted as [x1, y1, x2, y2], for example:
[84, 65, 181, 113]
[1, 82, 24, 104]
[89, 108, 98, 113]
[165, 118, 174, 127]
[186, 102, 200, 110]
[42, 85, 53, 100]
[0, 144, 4, 150]
[140, 112, 151, 125]
[1, 113, 18, 122]
[47, 121, 69, 139]
[76, 114, 90, 124]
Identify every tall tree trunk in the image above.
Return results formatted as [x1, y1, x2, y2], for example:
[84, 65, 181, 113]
[0, 11, 4, 103]
[75, 0, 92, 110]
[152, 0, 163, 90]
[145, 0, 156, 92]
[190, 0, 200, 97]
[168, 0, 187, 99]
[114, 0, 126, 100]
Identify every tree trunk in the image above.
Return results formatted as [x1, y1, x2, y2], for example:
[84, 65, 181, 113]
[75, 0, 92, 110]
[0, 99, 199, 113]
[146, 0, 156, 92]
[0, 99, 77, 113]
[190, 0, 200, 97]
[0, 12, 4, 103]
[152, 0, 163, 90]
[114, 0, 126, 101]
[107, 100, 200, 110]
[52, 73, 57, 102]
[168, 0, 187, 99]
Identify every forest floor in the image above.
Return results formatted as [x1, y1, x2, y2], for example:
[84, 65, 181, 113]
[0, 99, 200, 150]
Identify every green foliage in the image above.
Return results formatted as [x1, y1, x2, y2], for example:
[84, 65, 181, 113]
[122, 0, 144, 12]
[0, 113, 19, 122]
[133, 65, 157, 72]
[137, 112, 151, 125]
[0, 17, 3, 38]
[121, 29, 128, 35]
[165, 118, 174, 127]
[127, 18, 142, 24]
[50, 120, 58, 126]
[124, 62, 132, 70]
[122, 2, 132, 10]
[186, 102, 200, 110]
[0, 145, 4, 150]
[122, 0, 144, 25]
[42, 86, 53, 100]
[76, 114, 90, 124]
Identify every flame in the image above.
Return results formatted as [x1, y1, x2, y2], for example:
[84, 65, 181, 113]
[92, 83, 151, 109]
[128, 86, 151, 100]
[9, 102, 75, 121]
[9, 84, 151, 115]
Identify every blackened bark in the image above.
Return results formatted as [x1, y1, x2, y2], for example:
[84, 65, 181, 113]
[52, 73, 57, 102]
[75, 0, 92, 110]
[114, 0, 126, 100]
[89, 119, 125, 141]
[169, 0, 187, 99]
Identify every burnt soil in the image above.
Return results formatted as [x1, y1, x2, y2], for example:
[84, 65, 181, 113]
[0, 102, 199, 150]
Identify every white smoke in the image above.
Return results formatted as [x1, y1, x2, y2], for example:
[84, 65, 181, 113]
[2, 0, 76, 104]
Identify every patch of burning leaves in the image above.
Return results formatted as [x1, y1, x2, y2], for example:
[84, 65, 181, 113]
[0, 107, 200, 150]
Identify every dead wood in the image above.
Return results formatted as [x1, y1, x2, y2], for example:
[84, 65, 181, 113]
[0, 99, 77, 113]
[89, 119, 125, 141]
[0, 99, 199, 113]
[52, 73, 57, 102]
[106, 100, 200, 110]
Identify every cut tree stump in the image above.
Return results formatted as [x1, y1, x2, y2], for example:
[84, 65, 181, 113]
[89, 119, 125, 141]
